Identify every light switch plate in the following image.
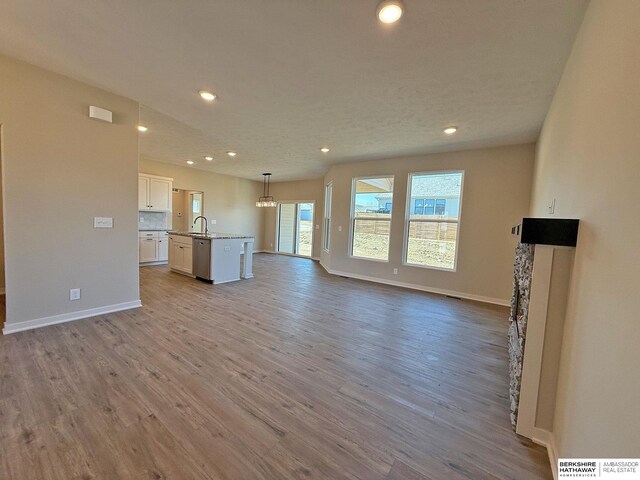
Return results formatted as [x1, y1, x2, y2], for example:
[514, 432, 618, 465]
[70, 288, 81, 301]
[94, 217, 113, 228]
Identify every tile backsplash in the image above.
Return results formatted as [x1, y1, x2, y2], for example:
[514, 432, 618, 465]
[139, 211, 170, 231]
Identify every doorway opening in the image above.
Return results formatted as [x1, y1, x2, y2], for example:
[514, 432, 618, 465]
[188, 192, 204, 232]
[277, 202, 314, 258]
[171, 189, 205, 232]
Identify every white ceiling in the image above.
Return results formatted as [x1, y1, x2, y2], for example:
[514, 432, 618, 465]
[0, 0, 588, 181]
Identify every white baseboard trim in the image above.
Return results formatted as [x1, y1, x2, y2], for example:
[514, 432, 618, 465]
[319, 264, 510, 306]
[2, 300, 143, 335]
[261, 250, 319, 261]
[139, 260, 168, 266]
[548, 435, 559, 480]
[531, 427, 557, 480]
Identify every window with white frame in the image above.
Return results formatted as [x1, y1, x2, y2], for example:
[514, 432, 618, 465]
[350, 176, 394, 261]
[404, 171, 463, 270]
[323, 182, 333, 252]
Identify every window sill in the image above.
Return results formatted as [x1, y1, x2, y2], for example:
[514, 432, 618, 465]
[403, 262, 457, 272]
[349, 255, 389, 263]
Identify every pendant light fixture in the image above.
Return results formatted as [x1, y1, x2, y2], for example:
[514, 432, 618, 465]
[256, 173, 277, 207]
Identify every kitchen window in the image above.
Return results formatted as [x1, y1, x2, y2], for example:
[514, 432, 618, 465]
[404, 171, 464, 271]
[350, 176, 394, 261]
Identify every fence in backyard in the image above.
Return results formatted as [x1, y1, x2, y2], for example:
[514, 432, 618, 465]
[355, 219, 458, 242]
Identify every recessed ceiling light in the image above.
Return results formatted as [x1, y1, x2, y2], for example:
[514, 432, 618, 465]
[227, 151, 237, 157]
[186, 160, 195, 165]
[204, 156, 213, 161]
[444, 126, 458, 135]
[320, 147, 330, 153]
[199, 90, 217, 102]
[137, 125, 148, 132]
[377, 0, 403, 24]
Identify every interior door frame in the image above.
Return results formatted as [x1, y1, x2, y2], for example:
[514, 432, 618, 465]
[275, 200, 315, 259]
[186, 190, 205, 232]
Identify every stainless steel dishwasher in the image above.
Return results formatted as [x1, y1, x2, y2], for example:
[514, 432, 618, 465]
[193, 237, 213, 283]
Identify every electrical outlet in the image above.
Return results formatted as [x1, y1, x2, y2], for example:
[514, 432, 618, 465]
[211, 220, 217, 225]
[270, 243, 273, 248]
[338, 226, 342, 232]
[393, 268, 398, 275]
[315, 224, 319, 230]
[548, 198, 556, 215]
[70, 288, 81, 301]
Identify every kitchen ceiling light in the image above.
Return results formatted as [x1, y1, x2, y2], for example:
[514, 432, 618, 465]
[227, 151, 237, 157]
[204, 156, 213, 161]
[320, 147, 330, 153]
[256, 173, 277, 208]
[444, 126, 458, 135]
[199, 90, 217, 102]
[186, 160, 195, 165]
[137, 125, 148, 132]
[377, 1, 403, 24]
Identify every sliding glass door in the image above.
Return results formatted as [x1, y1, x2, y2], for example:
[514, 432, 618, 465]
[278, 203, 297, 254]
[277, 202, 314, 257]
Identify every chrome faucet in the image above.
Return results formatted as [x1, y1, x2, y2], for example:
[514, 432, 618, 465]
[193, 216, 208, 234]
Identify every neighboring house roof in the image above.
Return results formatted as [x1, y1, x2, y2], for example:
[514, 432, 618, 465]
[376, 173, 462, 199]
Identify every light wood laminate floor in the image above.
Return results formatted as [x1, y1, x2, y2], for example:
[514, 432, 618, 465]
[0, 254, 551, 479]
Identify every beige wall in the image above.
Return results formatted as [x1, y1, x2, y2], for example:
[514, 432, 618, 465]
[139, 159, 264, 248]
[530, 0, 640, 458]
[171, 190, 189, 232]
[0, 55, 140, 328]
[0, 143, 4, 294]
[263, 179, 325, 258]
[320, 144, 534, 304]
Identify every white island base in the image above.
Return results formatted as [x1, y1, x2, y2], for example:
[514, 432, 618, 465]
[168, 232, 254, 284]
[208, 237, 254, 283]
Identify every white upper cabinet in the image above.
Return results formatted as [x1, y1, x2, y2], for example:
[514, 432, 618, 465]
[139, 173, 172, 211]
[149, 178, 171, 211]
[138, 176, 150, 210]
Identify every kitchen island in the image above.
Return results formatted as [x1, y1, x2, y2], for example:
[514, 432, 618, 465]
[168, 232, 254, 283]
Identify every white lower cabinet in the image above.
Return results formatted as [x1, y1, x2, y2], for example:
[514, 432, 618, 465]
[139, 238, 158, 263]
[157, 238, 169, 262]
[139, 231, 169, 264]
[169, 235, 193, 274]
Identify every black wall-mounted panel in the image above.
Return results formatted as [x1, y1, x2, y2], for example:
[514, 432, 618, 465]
[521, 218, 579, 247]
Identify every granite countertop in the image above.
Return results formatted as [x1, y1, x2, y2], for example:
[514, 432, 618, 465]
[169, 231, 255, 240]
